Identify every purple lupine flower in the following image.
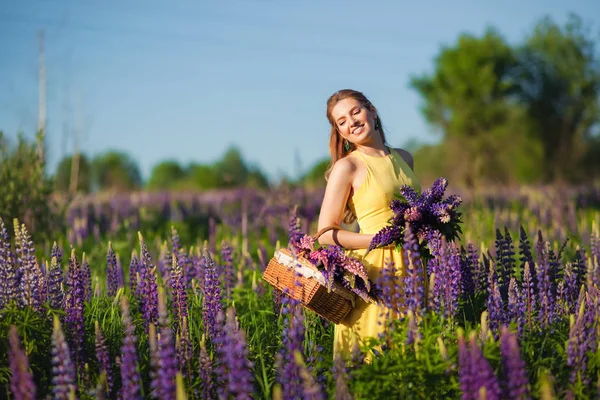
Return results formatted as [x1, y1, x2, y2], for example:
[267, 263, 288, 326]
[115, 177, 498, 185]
[399, 184, 421, 205]
[405, 310, 421, 346]
[277, 296, 305, 399]
[390, 197, 409, 215]
[192, 248, 206, 294]
[404, 206, 422, 222]
[535, 232, 554, 326]
[177, 317, 193, 382]
[15, 223, 42, 312]
[468, 332, 501, 400]
[466, 243, 485, 294]
[170, 252, 189, 332]
[199, 338, 217, 400]
[518, 226, 536, 296]
[148, 323, 161, 398]
[376, 258, 403, 320]
[429, 234, 461, 319]
[494, 228, 514, 303]
[332, 352, 352, 400]
[431, 202, 452, 224]
[457, 330, 474, 400]
[119, 296, 142, 400]
[297, 235, 315, 253]
[137, 232, 159, 329]
[563, 262, 578, 313]
[507, 277, 525, 336]
[288, 206, 304, 248]
[444, 242, 462, 318]
[460, 247, 475, 299]
[292, 349, 325, 400]
[106, 242, 120, 297]
[306, 340, 327, 393]
[51, 241, 63, 264]
[215, 307, 254, 399]
[47, 256, 65, 310]
[402, 224, 425, 317]
[203, 248, 224, 342]
[220, 241, 236, 300]
[155, 286, 178, 399]
[487, 268, 505, 336]
[522, 262, 536, 330]
[0, 218, 17, 309]
[51, 316, 78, 400]
[171, 225, 183, 255]
[367, 225, 402, 253]
[65, 249, 86, 375]
[179, 246, 194, 290]
[9, 325, 37, 400]
[566, 300, 589, 387]
[547, 242, 565, 298]
[499, 327, 529, 399]
[555, 281, 568, 318]
[81, 253, 92, 302]
[572, 249, 586, 295]
[424, 177, 448, 204]
[95, 321, 112, 396]
[128, 250, 140, 295]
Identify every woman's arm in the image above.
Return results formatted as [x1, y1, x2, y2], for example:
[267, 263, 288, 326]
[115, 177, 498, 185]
[317, 158, 374, 250]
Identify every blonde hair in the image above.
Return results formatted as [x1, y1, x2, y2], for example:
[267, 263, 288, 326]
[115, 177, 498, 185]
[324, 89, 388, 223]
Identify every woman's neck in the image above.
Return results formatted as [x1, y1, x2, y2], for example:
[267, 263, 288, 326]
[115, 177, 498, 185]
[355, 141, 389, 157]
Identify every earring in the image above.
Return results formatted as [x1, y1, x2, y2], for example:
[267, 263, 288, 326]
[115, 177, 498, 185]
[344, 139, 350, 152]
[375, 119, 380, 131]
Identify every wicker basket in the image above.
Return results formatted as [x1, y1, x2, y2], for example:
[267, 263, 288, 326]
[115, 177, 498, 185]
[262, 225, 355, 324]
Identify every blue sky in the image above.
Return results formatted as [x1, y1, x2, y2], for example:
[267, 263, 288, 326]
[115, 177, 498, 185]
[1, 0, 599, 182]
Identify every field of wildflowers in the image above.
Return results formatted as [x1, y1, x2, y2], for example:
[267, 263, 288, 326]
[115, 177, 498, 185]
[1, 184, 599, 399]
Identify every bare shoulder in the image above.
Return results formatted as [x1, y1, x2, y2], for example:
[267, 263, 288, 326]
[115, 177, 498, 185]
[330, 155, 359, 177]
[393, 148, 414, 171]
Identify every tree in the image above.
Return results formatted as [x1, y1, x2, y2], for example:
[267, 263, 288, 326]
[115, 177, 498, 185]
[0, 131, 58, 241]
[515, 14, 600, 182]
[187, 163, 220, 190]
[214, 146, 249, 187]
[410, 28, 544, 186]
[91, 150, 142, 192]
[212, 146, 270, 188]
[54, 154, 91, 193]
[146, 160, 185, 190]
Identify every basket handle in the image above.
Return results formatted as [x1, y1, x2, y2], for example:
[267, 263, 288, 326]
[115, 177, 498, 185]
[311, 224, 342, 241]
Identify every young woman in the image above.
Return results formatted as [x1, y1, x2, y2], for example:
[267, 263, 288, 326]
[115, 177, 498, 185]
[317, 89, 421, 360]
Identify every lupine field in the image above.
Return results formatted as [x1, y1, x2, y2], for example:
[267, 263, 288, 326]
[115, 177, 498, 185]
[1, 184, 600, 399]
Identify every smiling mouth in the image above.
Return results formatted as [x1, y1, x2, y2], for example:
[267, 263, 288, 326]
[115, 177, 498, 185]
[352, 125, 364, 134]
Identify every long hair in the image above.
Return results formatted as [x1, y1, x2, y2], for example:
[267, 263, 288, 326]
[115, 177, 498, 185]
[324, 89, 388, 223]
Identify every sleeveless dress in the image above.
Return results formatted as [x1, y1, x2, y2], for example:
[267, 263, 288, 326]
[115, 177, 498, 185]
[333, 147, 421, 360]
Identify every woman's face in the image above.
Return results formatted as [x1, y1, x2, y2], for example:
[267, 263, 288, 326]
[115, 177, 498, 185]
[330, 97, 377, 146]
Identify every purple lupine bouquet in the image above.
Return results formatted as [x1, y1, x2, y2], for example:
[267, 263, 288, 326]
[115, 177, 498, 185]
[290, 235, 380, 304]
[367, 177, 463, 257]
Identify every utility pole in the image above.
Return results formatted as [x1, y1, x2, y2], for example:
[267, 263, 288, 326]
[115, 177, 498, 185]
[69, 91, 82, 194]
[37, 29, 46, 164]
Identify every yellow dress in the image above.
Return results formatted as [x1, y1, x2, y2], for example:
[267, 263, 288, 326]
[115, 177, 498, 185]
[333, 147, 421, 360]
